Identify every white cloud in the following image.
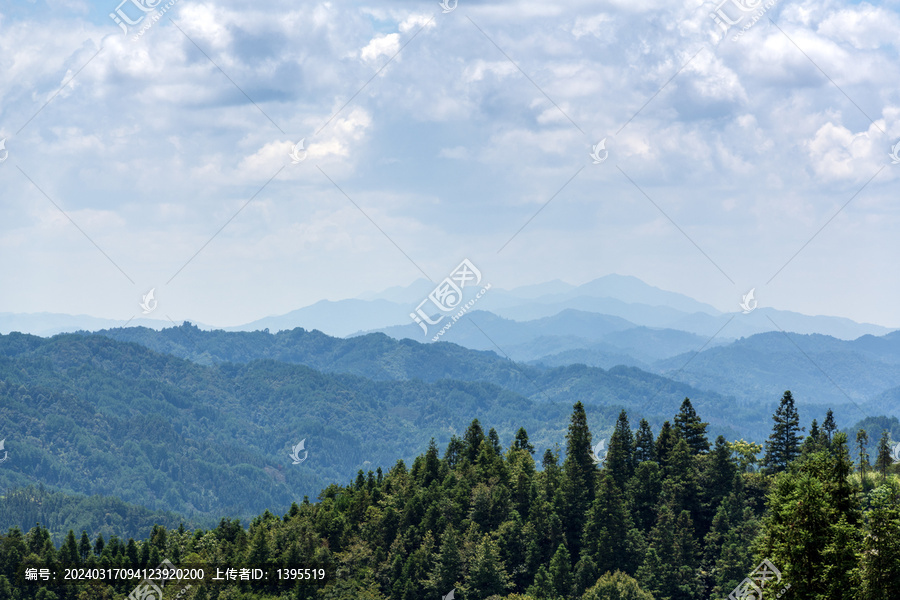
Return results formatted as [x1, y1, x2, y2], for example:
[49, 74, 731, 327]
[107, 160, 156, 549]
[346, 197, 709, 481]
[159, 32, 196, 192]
[360, 33, 400, 62]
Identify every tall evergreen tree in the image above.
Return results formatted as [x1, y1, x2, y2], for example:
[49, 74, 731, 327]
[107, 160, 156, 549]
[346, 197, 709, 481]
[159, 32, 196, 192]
[801, 419, 825, 455]
[627, 461, 663, 534]
[860, 484, 900, 599]
[583, 471, 644, 577]
[763, 391, 804, 473]
[466, 535, 510, 599]
[426, 526, 462, 598]
[674, 398, 710, 454]
[548, 543, 573, 599]
[607, 410, 635, 489]
[464, 419, 486, 463]
[488, 428, 502, 456]
[514, 427, 535, 455]
[875, 430, 893, 481]
[444, 435, 465, 468]
[543, 448, 558, 470]
[821, 514, 861, 600]
[756, 471, 832, 598]
[562, 402, 596, 557]
[829, 432, 858, 525]
[698, 436, 737, 537]
[78, 531, 92, 563]
[823, 409, 837, 444]
[59, 531, 79, 566]
[857, 429, 870, 479]
[634, 418, 656, 464]
[656, 421, 679, 471]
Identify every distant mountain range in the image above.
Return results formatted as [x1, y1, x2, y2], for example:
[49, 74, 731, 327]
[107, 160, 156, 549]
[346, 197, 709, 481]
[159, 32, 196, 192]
[2, 275, 893, 341]
[84, 322, 900, 439]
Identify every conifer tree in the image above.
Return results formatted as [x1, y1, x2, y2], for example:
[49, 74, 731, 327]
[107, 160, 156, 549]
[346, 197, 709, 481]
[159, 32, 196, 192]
[562, 402, 596, 557]
[125, 538, 139, 567]
[527, 565, 554, 600]
[514, 427, 535, 454]
[674, 398, 710, 454]
[583, 471, 643, 577]
[857, 429, 870, 480]
[627, 461, 663, 533]
[464, 419, 485, 463]
[543, 448, 558, 470]
[466, 535, 510, 599]
[59, 531, 79, 566]
[427, 526, 462, 599]
[801, 418, 824, 455]
[699, 436, 736, 537]
[421, 439, 441, 486]
[607, 409, 635, 488]
[829, 432, 858, 525]
[655, 421, 679, 471]
[661, 439, 702, 520]
[488, 428, 502, 456]
[763, 391, 804, 473]
[78, 531, 92, 563]
[571, 556, 598, 598]
[821, 514, 861, 599]
[636, 504, 678, 599]
[823, 409, 837, 444]
[756, 472, 831, 597]
[860, 484, 900, 599]
[634, 418, 656, 464]
[875, 430, 893, 481]
[548, 543, 573, 599]
[444, 435, 465, 468]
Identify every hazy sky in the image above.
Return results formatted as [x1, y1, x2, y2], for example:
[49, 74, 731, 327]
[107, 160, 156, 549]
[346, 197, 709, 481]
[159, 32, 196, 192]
[1, 0, 898, 328]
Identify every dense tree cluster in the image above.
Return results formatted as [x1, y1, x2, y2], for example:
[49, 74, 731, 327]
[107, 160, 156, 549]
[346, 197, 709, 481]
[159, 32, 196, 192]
[1, 393, 899, 600]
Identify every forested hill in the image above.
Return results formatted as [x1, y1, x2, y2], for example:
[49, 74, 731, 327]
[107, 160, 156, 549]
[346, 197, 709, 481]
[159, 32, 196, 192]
[89, 323, 514, 382]
[82, 324, 758, 437]
[0, 332, 630, 520]
[3, 400, 899, 600]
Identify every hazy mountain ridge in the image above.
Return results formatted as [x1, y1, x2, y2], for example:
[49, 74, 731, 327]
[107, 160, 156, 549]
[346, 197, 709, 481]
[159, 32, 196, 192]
[4, 274, 891, 341]
[653, 331, 900, 419]
[84, 324, 741, 426]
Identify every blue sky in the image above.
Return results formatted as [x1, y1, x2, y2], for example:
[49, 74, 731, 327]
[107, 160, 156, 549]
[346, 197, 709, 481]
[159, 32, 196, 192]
[1, 0, 898, 328]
